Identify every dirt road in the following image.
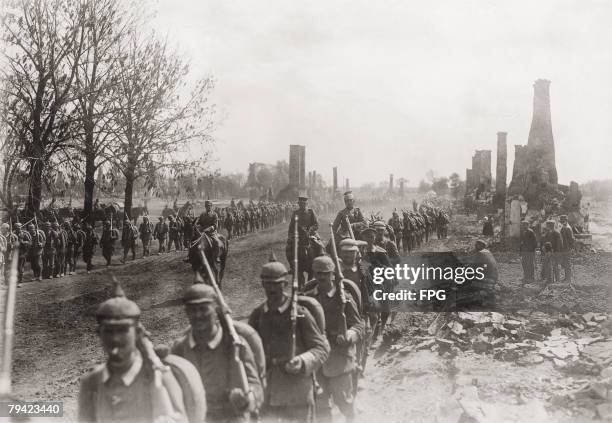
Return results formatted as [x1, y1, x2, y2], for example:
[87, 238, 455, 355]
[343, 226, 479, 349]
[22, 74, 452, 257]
[9, 207, 611, 422]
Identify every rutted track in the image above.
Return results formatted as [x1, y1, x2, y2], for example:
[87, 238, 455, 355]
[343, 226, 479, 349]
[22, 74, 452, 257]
[11, 221, 298, 421]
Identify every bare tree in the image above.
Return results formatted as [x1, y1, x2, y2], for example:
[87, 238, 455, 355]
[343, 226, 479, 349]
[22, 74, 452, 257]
[0, 0, 86, 215]
[70, 0, 133, 219]
[109, 31, 215, 218]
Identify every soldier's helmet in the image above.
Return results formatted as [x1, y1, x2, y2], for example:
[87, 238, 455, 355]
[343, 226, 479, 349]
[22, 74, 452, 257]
[339, 238, 362, 252]
[475, 239, 487, 250]
[372, 221, 386, 230]
[260, 252, 288, 282]
[1, 223, 9, 231]
[143, 216, 149, 222]
[204, 200, 212, 207]
[312, 255, 335, 273]
[73, 223, 81, 229]
[51, 222, 59, 229]
[96, 280, 141, 326]
[182, 283, 217, 305]
[26, 223, 35, 231]
[13, 222, 22, 230]
[104, 220, 111, 226]
[44, 221, 51, 228]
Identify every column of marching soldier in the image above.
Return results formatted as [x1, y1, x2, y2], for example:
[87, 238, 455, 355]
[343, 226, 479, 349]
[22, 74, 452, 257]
[0, 199, 300, 284]
[73, 191, 451, 423]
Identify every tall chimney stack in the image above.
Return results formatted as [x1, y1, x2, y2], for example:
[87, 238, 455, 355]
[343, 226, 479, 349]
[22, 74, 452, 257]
[527, 79, 557, 185]
[495, 132, 507, 207]
[333, 167, 338, 194]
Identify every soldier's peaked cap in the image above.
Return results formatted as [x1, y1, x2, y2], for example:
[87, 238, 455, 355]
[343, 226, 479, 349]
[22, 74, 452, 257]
[312, 255, 335, 272]
[298, 190, 308, 200]
[343, 191, 354, 199]
[260, 252, 288, 282]
[96, 279, 141, 325]
[372, 221, 386, 229]
[183, 283, 217, 305]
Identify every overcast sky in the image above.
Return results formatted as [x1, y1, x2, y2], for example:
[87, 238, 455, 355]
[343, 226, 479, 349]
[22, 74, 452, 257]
[153, 0, 612, 186]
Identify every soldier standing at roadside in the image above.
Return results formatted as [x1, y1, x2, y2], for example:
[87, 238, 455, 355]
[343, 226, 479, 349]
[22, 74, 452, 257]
[42, 221, 57, 279]
[72, 223, 86, 274]
[559, 215, 574, 282]
[83, 223, 98, 273]
[154, 217, 168, 254]
[100, 220, 119, 266]
[27, 223, 44, 281]
[53, 221, 67, 278]
[121, 219, 137, 263]
[139, 216, 154, 257]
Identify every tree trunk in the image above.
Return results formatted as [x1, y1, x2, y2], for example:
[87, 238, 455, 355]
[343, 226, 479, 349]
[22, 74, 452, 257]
[83, 142, 96, 222]
[123, 167, 135, 221]
[26, 158, 43, 217]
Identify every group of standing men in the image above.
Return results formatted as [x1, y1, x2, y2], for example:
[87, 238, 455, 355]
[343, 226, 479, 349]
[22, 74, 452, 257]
[520, 214, 575, 284]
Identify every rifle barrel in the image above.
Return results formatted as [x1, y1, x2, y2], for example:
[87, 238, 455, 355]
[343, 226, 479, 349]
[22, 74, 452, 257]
[0, 250, 19, 396]
[197, 248, 250, 394]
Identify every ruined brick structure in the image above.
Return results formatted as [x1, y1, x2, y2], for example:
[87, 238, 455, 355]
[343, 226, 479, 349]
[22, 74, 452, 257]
[509, 79, 560, 209]
[289, 145, 306, 189]
[466, 150, 492, 193]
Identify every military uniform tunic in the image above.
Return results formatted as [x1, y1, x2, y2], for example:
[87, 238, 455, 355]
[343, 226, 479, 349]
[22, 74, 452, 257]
[248, 296, 329, 420]
[171, 326, 263, 422]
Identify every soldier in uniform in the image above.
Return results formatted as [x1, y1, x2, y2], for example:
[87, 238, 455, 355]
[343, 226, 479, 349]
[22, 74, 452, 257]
[78, 283, 190, 423]
[73, 223, 86, 273]
[338, 238, 363, 285]
[168, 215, 181, 252]
[197, 200, 222, 261]
[53, 221, 67, 278]
[121, 219, 137, 263]
[387, 211, 403, 251]
[248, 256, 330, 423]
[559, 215, 574, 282]
[373, 221, 400, 263]
[42, 221, 57, 279]
[172, 284, 263, 422]
[286, 193, 319, 289]
[306, 256, 364, 423]
[541, 220, 562, 283]
[83, 223, 98, 273]
[520, 221, 537, 284]
[154, 217, 169, 254]
[64, 222, 77, 275]
[139, 216, 154, 257]
[12, 223, 31, 283]
[332, 191, 365, 239]
[0, 223, 8, 282]
[100, 220, 119, 266]
[27, 223, 44, 281]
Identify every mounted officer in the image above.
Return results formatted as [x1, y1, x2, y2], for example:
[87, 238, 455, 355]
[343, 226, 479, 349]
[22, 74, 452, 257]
[286, 192, 319, 289]
[197, 200, 222, 263]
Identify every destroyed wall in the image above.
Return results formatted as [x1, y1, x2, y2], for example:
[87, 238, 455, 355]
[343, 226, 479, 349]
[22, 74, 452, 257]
[288, 144, 306, 189]
[471, 150, 492, 192]
[509, 79, 563, 209]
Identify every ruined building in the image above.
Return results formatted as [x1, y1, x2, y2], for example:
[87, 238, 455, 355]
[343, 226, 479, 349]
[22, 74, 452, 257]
[289, 145, 306, 189]
[466, 150, 492, 194]
[509, 79, 560, 209]
[277, 144, 306, 201]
